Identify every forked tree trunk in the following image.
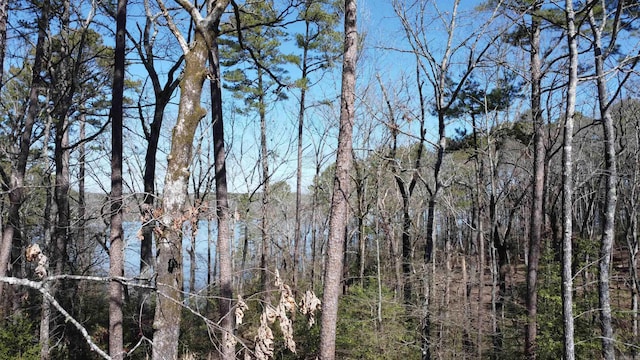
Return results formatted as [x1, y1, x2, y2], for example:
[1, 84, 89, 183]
[152, 1, 230, 357]
[136, 0, 183, 281]
[319, 0, 357, 357]
[153, 30, 209, 360]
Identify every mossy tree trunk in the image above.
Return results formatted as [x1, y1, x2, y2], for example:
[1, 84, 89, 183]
[152, 29, 209, 360]
[152, 1, 230, 357]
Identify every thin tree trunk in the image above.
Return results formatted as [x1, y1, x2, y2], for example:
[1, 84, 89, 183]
[210, 26, 235, 359]
[561, 2, 578, 358]
[188, 210, 198, 295]
[0, 0, 7, 89]
[294, 38, 309, 294]
[629, 215, 639, 360]
[134, 0, 183, 281]
[108, 0, 127, 357]
[588, 8, 617, 358]
[39, 118, 53, 360]
[259, 70, 271, 301]
[525, 3, 543, 358]
[472, 112, 485, 358]
[319, 0, 356, 356]
[53, 116, 71, 273]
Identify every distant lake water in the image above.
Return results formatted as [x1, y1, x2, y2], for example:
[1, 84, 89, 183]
[115, 221, 218, 292]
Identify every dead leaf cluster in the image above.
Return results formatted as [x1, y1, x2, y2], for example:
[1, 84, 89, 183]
[25, 243, 48, 278]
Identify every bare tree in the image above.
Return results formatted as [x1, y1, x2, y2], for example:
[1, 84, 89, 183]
[525, 2, 543, 358]
[393, 1, 508, 357]
[128, 0, 183, 284]
[319, 0, 357, 357]
[588, 3, 619, 358]
[561, 1, 577, 358]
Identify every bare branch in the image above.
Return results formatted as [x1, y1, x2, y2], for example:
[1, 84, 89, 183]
[157, 0, 190, 54]
[0, 276, 111, 360]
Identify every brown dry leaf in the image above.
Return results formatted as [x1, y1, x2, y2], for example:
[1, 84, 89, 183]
[264, 304, 278, 324]
[235, 295, 249, 325]
[26, 244, 48, 278]
[299, 290, 322, 328]
[25, 244, 41, 262]
[277, 307, 295, 353]
[281, 285, 296, 313]
[254, 312, 275, 360]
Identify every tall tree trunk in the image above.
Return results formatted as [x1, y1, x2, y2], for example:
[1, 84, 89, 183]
[293, 34, 309, 293]
[629, 214, 639, 360]
[259, 70, 271, 300]
[472, 112, 486, 358]
[525, 2, 543, 358]
[310, 161, 321, 288]
[210, 26, 235, 359]
[627, 123, 640, 358]
[109, 0, 127, 357]
[39, 114, 54, 360]
[319, 0, 356, 357]
[588, 8, 617, 359]
[0, 0, 7, 89]
[152, 1, 230, 357]
[0, 0, 49, 304]
[152, 31, 207, 360]
[78, 112, 87, 271]
[561, 2, 577, 358]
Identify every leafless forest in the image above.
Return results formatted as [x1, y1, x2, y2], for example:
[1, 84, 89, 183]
[1, 0, 640, 359]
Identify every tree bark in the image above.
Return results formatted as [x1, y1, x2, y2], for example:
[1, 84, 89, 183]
[109, 0, 127, 357]
[209, 25, 235, 359]
[152, 31, 208, 360]
[293, 27, 309, 293]
[525, 3, 543, 358]
[561, 2, 577, 358]
[588, 7, 617, 359]
[319, 0, 357, 357]
[259, 69, 271, 300]
[152, 1, 230, 357]
[0, 0, 7, 89]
